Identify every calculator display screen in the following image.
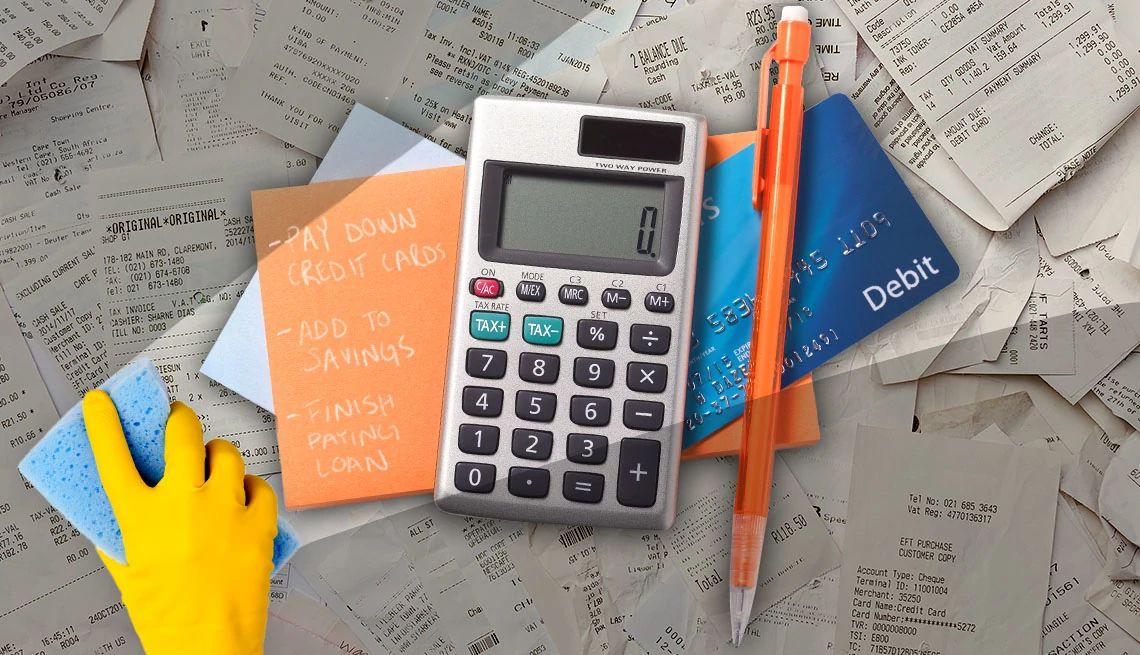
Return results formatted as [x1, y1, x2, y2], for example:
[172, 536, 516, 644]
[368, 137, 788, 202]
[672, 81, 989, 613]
[497, 169, 668, 262]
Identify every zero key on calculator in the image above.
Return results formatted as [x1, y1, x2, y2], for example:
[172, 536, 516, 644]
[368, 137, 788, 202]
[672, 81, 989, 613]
[434, 96, 707, 530]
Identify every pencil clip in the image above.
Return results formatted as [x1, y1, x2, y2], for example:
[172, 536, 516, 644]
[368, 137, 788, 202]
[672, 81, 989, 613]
[752, 44, 777, 212]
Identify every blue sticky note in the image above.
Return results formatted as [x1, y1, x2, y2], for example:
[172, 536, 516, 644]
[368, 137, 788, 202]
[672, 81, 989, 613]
[684, 95, 959, 447]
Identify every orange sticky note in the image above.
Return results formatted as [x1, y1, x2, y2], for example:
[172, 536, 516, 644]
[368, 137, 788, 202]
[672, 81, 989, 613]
[255, 167, 465, 508]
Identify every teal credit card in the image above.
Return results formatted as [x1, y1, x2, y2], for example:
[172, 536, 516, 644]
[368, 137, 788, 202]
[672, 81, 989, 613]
[684, 95, 959, 448]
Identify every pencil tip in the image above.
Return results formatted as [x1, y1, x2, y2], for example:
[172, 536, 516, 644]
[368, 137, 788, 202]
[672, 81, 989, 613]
[729, 584, 756, 646]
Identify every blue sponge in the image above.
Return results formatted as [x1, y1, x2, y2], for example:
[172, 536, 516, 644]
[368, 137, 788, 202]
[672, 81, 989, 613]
[18, 359, 297, 573]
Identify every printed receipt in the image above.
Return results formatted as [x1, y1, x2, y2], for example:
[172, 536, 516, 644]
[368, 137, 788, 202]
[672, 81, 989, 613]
[382, 0, 639, 156]
[0, 0, 126, 87]
[0, 301, 143, 655]
[224, 0, 434, 156]
[93, 153, 315, 476]
[834, 0, 1140, 228]
[141, 0, 294, 159]
[835, 428, 1060, 655]
[0, 55, 158, 275]
[597, 0, 830, 134]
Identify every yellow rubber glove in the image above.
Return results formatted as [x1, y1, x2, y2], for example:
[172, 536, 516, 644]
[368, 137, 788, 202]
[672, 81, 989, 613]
[83, 390, 278, 655]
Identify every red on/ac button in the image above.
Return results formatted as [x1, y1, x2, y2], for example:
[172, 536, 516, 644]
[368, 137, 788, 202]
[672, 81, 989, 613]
[470, 277, 503, 298]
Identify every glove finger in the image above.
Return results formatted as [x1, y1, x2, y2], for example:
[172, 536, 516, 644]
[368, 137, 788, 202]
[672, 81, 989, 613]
[204, 438, 246, 503]
[83, 390, 146, 504]
[243, 474, 278, 529]
[163, 401, 206, 487]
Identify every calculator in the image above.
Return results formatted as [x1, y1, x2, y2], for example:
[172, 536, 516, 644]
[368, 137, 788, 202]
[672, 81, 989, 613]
[434, 97, 707, 529]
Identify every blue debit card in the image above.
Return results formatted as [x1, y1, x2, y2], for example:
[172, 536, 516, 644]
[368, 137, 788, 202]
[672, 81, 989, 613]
[684, 94, 959, 448]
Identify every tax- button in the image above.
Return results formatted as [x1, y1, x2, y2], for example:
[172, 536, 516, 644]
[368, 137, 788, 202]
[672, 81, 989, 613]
[617, 438, 660, 508]
[523, 315, 563, 346]
[470, 311, 509, 341]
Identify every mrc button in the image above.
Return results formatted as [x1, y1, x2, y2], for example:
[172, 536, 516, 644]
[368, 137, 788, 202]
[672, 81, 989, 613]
[470, 277, 502, 298]
[559, 284, 588, 305]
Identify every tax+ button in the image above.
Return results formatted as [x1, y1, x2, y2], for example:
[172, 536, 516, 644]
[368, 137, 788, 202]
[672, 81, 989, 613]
[469, 311, 510, 341]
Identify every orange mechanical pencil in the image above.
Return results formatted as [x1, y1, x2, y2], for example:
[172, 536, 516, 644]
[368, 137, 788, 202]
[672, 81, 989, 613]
[729, 6, 812, 646]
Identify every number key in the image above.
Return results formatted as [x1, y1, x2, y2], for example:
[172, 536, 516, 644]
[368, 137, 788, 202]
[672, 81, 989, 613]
[515, 390, 557, 422]
[567, 433, 608, 464]
[573, 357, 615, 388]
[466, 348, 507, 379]
[512, 429, 553, 460]
[570, 395, 611, 427]
[455, 462, 495, 493]
[458, 424, 499, 455]
[462, 386, 503, 417]
[519, 352, 560, 384]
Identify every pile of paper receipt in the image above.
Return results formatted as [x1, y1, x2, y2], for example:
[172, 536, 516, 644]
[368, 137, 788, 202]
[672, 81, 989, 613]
[1, 0, 1140, 653]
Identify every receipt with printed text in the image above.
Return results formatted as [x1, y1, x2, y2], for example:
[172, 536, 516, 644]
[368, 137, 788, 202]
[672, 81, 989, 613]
[0, 300, 144, 655]
[382, 0, 639, 156]
[834, 0, 1140, 229]
[93, 153, 314, 475]
[223, 0, 433, 156]
[0, 55, 157, 276]
[835, 427, 1060, 655]
[597, 0, 829, 135]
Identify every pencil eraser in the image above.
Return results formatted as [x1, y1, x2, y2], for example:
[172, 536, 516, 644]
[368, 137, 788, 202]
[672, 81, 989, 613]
[781, 6, 810, 22]
[18, 359, 297, 574]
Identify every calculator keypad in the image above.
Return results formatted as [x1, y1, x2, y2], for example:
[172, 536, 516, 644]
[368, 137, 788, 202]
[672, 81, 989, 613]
[570, 395, 611, 427]
[463, 386, 503, 417]
[564, 472, 605, 503]
[515, 390, 557, 422]
[577, 319, 618, 350]
[623, 400, 665, 431]
[630, 324, 671, 355]
[567, 434, 608, 464]
[458, 424, 499, 455]
[509, 467, 550, 498]
[455, 462, 496, 493]
[617, 439, 660, 507]
[512, 429, 553, 460]
[574, 357, 615, 388]
[466, 348, 507, 379]
[452, 282, 681, 515]
[626, 362, 667, 393]
[519, 352, 560, 384]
